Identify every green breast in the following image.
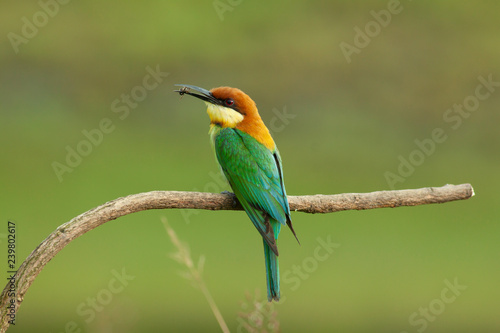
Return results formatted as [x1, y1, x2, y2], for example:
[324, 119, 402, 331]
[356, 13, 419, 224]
[209, 125, 289, 223]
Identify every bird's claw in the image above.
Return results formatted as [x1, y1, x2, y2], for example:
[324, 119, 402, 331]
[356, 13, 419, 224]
[221, 191, 239, 206]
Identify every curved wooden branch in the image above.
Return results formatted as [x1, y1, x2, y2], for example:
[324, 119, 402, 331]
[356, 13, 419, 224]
[0, 184, 474, 331]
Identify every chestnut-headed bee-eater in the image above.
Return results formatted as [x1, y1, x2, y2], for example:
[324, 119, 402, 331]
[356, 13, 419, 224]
[174, 84, 299, 301]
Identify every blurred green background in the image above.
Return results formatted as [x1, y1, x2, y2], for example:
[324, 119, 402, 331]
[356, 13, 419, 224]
[1, 1, 499, 332]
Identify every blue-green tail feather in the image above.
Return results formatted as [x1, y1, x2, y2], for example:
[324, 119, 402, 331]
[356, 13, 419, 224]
[263, 239, 280, 302]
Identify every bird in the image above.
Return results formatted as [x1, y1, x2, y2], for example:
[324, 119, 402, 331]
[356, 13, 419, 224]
[174, 84, 299, 301]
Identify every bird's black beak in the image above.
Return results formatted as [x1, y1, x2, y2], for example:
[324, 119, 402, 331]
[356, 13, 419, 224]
[174, 84, 219, 105]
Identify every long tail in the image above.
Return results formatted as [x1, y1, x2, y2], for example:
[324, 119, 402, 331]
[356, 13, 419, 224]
[263, 239, 280, 302]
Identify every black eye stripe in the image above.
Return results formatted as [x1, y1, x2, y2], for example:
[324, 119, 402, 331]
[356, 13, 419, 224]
[217, 97, 244, 114]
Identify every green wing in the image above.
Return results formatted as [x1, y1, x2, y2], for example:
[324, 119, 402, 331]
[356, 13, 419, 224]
[213, 127, 291, 254]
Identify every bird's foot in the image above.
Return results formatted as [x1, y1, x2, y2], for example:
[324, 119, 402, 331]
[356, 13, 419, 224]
[221, 191, 239, 207]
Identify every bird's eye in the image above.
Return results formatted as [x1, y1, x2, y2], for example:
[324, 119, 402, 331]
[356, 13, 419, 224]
[225, 98, 234, 106]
